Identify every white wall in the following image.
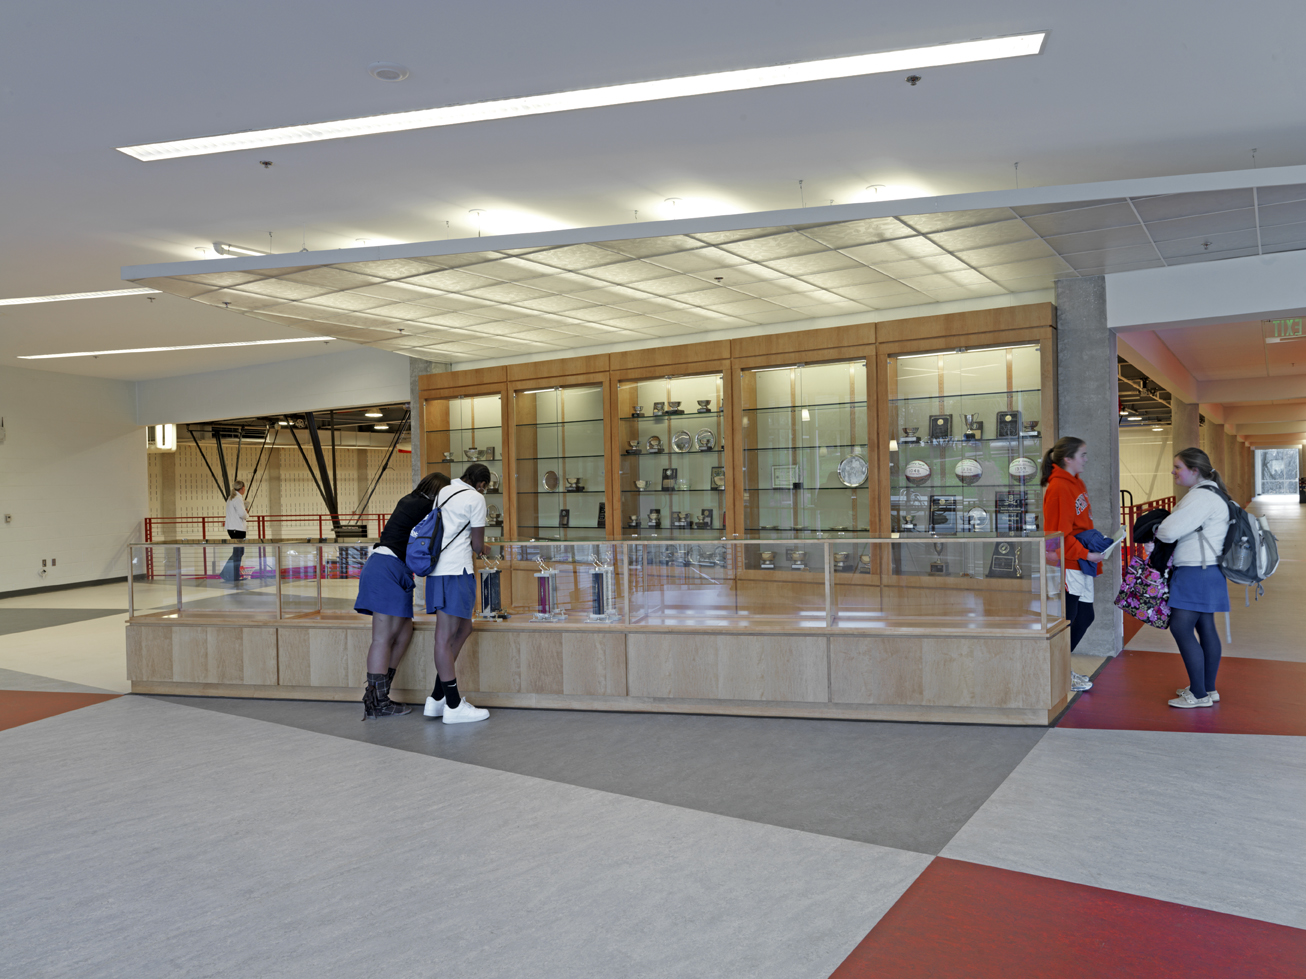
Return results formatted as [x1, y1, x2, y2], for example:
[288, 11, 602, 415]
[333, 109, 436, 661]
[0, 365, 146, 593]
[134, 345, 412, 426]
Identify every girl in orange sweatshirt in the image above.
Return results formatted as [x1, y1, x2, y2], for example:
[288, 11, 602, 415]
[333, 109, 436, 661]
[1041, 436, 1107, 692]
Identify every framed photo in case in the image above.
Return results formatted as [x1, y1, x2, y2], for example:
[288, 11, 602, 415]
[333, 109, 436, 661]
[771, 464, 801, 489]
[928, 414, 952, 439]
[996, 410, 1022, 439]
[929, 494, 960, 534]
[661, 467, 678, 491]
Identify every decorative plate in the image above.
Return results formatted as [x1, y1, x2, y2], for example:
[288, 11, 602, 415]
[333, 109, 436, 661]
[967, 506, 989, 529]
[694, 428, 716, 451]
[542, 470, 559, 491]
[671, 430, 692, 452]
[837, 454, 868, 487]
[646, 434, 663, 453]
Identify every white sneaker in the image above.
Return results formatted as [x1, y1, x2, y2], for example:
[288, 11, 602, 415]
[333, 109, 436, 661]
[1071, 671, 1093, 692]
[1177, 686, 1219, 703]
[442, 699, 489, 724]
[423, 696, 445, 717]
[1168, 689, 1214, 708]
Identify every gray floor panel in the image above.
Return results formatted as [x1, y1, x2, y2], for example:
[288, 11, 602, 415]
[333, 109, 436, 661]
[0, 666, 116, 693]
[941, 727, 1306, 928]
[0, 696, 930, 979]
[0, 608, 125, 636]
[156, 694, 1048, 854]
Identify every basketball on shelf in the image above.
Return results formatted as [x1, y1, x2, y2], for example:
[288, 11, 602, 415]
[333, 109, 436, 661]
[954, 458, 983, 485]
[1009, 457, 1038, 483]
[904, 460, 932, 486]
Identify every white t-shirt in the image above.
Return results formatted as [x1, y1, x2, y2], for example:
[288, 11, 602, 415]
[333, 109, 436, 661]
[431, 479, 486, 576]
[225, 493, 248, 532]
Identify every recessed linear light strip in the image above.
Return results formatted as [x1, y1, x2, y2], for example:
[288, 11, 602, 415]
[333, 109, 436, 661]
[0, 287, 160, 306]
[117, 33, 1045, 161]
[18, 337, 327, 360]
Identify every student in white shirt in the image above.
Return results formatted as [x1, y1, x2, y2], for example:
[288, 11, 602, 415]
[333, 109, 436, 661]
[224, 481, 248, 580]
[423, 463, 493, 724]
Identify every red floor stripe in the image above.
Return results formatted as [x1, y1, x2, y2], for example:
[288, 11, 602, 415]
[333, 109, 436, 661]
[1122, 612, 1146, 646]
[1058, 649, 1306, 735]
[831, 857, 1306, 979]
[0, 690, 120, 732]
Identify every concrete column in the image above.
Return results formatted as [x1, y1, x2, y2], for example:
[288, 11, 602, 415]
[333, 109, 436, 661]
[407, 356, 451, 484]
[1170, 397, 1199, 499]
[1055, 276, 1122, 658]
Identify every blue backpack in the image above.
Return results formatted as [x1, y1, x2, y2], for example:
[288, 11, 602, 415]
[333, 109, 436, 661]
[405, 488, 471, 576]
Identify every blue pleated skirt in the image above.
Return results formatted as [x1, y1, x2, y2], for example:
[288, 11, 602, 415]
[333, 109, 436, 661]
[1168, 565, 1230, 613]
[354, 553, 415, 617]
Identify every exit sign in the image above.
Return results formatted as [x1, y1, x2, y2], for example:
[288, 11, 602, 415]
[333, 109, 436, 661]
[1270, 318, 1304, 338]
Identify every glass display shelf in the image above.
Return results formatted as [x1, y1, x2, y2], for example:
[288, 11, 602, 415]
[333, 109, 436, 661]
[128, 536, 1066, 634]
[740, 359, 869, 541]
[617, 371, 725, 539]
[514, 383, 608, 542]
[888, 343, 1045, 537]
[423, 392, 506, 539]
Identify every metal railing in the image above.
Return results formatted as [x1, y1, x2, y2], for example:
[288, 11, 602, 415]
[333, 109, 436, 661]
[1119, 495, 1177, 568]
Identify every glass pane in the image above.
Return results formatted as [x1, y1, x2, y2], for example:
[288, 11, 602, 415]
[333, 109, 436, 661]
[514, 385, 607, 541]
[424, 393, 505, 540]
[617, 372, 726, 540]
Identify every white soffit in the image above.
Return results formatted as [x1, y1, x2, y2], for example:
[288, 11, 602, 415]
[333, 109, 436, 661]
[124, 166, 1306, 364]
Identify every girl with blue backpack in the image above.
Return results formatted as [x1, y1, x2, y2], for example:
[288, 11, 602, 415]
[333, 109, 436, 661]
[354, 470, 449, 719]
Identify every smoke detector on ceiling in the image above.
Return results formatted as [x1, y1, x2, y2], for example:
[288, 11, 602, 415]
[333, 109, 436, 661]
[368, 62, 409, 82]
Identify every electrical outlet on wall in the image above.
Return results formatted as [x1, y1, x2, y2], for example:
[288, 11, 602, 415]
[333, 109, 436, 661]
[51, 558, 56, 566]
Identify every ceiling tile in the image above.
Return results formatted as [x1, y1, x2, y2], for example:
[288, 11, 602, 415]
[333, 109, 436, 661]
[712, 298, 788, 316]
[608, 314, 679, 330]
[1044, 225, 1154, 257]
[336, 258, 445, 279]
[174, 271, 267, 288]
[299, 292, 393, 312]
[766, 290, 846, 309]
[896, 208, 1019, 233]
[984, 273, 1065, 293]
[1257, 200, 1306, 228]
[797, 217, 917, 248]
[698, 262, 787, 284]
[1156, 229, 1260, 259]
[570, 284, 650, 304]
[351, 281, 445, 302]
[432, 251, 508, 269]
[829, 281, 928, 302]
[1257, 183, 1306, 206]
[646, 247, 750, 273]
[191, 289, 288, 310]
[1022, 201, 1140, 237]
[1010, 198, 1126, 218]
[601, 235, 703, 258]
[1144, 208, 1257, 243]
[511, 294, 596, 313]
[615, 297, 692, 315]
[839, 236, 942, 265]
[801, 267, 894, 289]
[368, 302, 449, 321]
[635, 273, 725, 297]
[1259, 221, 1306, 249]
[689, 227, 789, 245]
[565, 306, 637, 324]
[926, 219, 1037, 252]
[135, 276, 218, 298]
[465, 282, 551, 304]
[952, 238, 1059, 268]
[674, 287, 755, 307]
[403, 269, 502, 291]
[717, 232, 827, 262]
[420, 312, 500, 329]
[467, 257, 558, 281]
[896, 270, 997, 292]
[280, 268, 385, 289]
[973, 256, 1074, 280]
[580, 260, 679, 285]
[514, 272, 604, 295]
[871, 255, 971, 278]
[761, 251, 864, 276]
[1058, 243, 1164, 271]
[526, 243, 627, 271]
[730, 279, 820, 298]
[1131, 189, 1254, 223]
[1165, 246, 1264, 266]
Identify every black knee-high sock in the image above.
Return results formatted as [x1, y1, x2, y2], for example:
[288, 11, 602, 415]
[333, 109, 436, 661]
[442, 678, 461, 709]
[430, 675, 445, 701]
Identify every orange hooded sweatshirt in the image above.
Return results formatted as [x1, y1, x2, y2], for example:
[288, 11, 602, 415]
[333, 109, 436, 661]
[1042, 465, 1100, 572]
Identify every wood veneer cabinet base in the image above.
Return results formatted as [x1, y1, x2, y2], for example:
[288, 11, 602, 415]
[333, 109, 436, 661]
[127, 617, 1071, 726]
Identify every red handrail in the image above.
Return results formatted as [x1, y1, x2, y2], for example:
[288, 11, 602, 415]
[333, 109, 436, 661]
[144, 513, 390, 542]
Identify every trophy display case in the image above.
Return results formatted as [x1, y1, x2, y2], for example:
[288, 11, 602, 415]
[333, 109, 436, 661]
[739, 359, 870, 566]
[616, 372, 726, 539]
[887, 343, 1046, 544]
[513, 383, 607, 541]
[422, 392, 506, 540]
